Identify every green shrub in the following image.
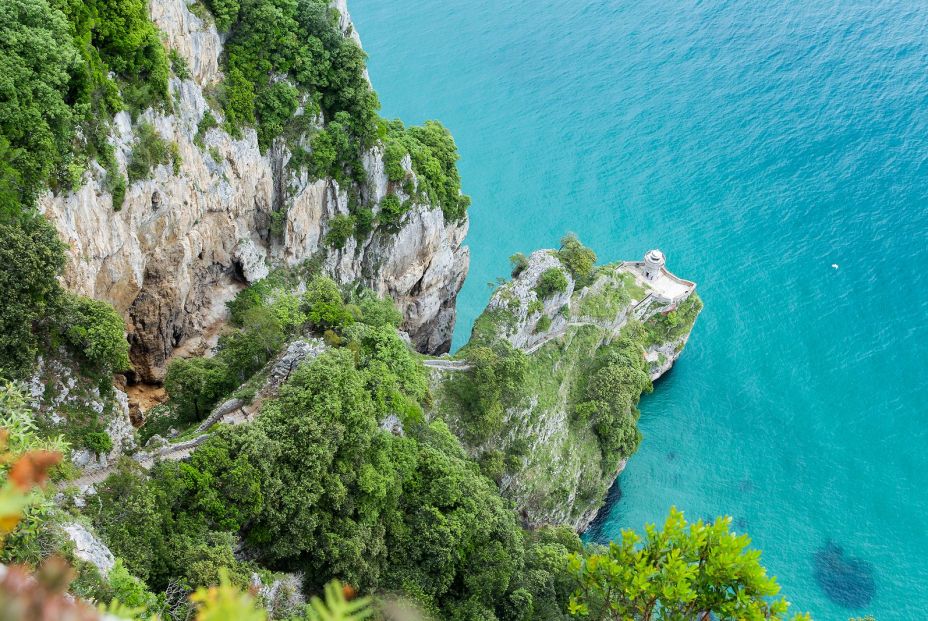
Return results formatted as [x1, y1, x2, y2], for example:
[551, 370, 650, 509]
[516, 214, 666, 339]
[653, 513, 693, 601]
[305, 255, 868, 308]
[202, 0, 240, 31]
[302, 276, 353, 332]
[255, 81, 300, 151]
[164, 357, 233, 423]
[188, 1, 211, 22]
[556, 233, 596, 285]
[215, 0, 378, 162]
[383, 139, 408, 181]
[354, 292, 402, 328]
[195, 110, 219, 148]
[568, 508, 805, 621]
[221, 66, 256, 134]
[127, 123, 176, 183]
[85, 463, 165, 584]
[378, 193, 405, 225]
[479, 449, 506, 483]
[108, 177, 126, 213]
[169, 49, 191, 80]
[642, 294, 704, 346]
[510, 252, 529, 278]
[353, 207, 374, 237]
[170, 142, 182, 175]
[535, 315, 552, 334]
[216, 307, 285, 384]
[59, 293, 131, 372]
[83, 429, 113, 456]
[107, 559, 159, 613]
[308, 113, 361, 183]
[535, 268, 568, 299]
[325, 214, 355, 249]
[69, 560, 114, 605]
[527, 299, 544, 315]
[268, 292, 307, 333]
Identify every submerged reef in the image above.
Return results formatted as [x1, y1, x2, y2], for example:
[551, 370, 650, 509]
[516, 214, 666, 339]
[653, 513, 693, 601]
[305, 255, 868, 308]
[813, 540, 876, 608]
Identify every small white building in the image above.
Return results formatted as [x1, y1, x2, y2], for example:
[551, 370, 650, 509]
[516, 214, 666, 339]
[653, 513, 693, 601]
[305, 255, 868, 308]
[643, 249, 666, 281]
[630, 249, 695, 308]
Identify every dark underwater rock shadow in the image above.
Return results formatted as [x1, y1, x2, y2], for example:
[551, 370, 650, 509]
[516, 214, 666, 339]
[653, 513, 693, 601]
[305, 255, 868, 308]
[813, 540, 876, 609]
[583, 480, 623, 543]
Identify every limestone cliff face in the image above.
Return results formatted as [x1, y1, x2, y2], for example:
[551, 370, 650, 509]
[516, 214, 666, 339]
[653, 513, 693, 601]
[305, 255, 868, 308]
[39, 0, 468, 381]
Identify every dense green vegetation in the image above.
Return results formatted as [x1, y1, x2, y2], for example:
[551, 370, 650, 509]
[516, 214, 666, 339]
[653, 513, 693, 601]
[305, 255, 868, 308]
[205, 0, 376, 152]
[572, 333, 652, 467]
[0, 214, 66, 378]
[91, 288, 582, 620]
[446, 343, 528, 443]
[86, 345, 806, 620]
[383, 119, 471, 222]
[643, 294, 704, 346]
[0, 0, 168, 204]
[158, 271, 396, 433]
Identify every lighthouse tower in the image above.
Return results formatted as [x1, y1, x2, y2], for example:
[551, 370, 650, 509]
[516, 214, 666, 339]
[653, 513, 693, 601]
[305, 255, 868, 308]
[643, 249, 665, 281]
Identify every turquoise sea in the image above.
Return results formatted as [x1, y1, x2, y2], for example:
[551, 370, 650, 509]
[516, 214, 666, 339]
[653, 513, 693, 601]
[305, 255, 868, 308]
[351, 1, 928, 618]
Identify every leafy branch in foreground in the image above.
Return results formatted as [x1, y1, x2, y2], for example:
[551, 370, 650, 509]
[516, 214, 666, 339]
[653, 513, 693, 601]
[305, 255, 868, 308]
[567, 507, 810, 621]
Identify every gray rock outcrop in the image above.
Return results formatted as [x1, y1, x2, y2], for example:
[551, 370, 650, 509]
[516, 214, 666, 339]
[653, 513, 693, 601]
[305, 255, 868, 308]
[29, 352, 136, 472]
[63, 523, 116, 575]
[484, 250, 573, 350]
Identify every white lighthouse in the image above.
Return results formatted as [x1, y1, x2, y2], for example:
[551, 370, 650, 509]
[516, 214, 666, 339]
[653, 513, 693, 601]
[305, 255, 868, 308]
[643, 249, 666, 281]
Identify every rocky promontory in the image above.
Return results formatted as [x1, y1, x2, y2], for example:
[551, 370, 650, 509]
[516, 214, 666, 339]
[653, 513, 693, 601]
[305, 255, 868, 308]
[428, 244, 701, 530]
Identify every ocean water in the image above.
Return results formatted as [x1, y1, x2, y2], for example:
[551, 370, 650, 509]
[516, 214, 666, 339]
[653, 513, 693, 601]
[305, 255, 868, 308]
[350, 1, 928, 618]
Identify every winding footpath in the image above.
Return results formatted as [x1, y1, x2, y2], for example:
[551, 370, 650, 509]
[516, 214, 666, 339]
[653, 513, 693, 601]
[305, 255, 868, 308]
[72, 303, 651, 489]
[68, 434, 211, 489]
[424, 307, 640, 372]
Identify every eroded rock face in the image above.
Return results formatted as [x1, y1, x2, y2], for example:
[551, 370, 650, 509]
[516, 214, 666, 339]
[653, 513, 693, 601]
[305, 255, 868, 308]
[28, 352, 136, 472]
[39, 0, 468, 381]
[63, 523, 116, 575]
[484, 250, 574, 350]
